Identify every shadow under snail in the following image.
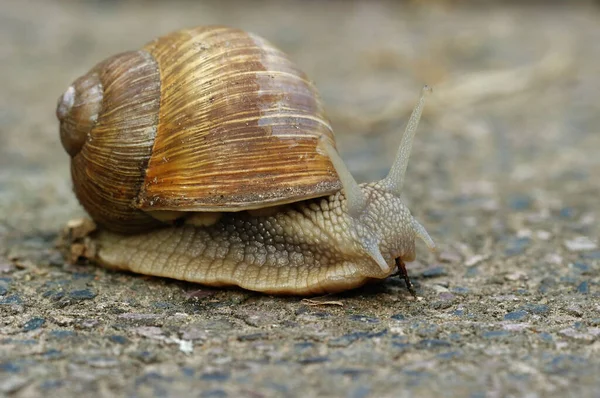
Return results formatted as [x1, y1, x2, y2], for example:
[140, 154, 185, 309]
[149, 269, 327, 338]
[56, 25, 436, 296]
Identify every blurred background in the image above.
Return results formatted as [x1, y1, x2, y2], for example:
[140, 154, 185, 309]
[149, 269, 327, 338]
[1, 0, 599, 237]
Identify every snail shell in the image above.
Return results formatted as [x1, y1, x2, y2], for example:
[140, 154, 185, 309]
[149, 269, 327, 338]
[57, 26, 340, 233]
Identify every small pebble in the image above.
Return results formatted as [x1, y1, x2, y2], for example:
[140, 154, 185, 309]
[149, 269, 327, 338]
[416, 339, 451, 349]
[85, 357, 119, 368]
[22, 317, 45, 332]
[570, 262, 590, 273]
[536, 230, 552, 241]
[566, 305, 583, 317]
[348, 315, 379, 324]
[237, 333, 267, 341]
[564, 236, 597, 252]
[0, 375, 29, 394]
[438, 250, 461, 263]
[0, 262, 15, 274]
[390, 313, 406, 321]
[505, 237, 531, 256]
[504, 310, 528, 321]
[200, 372, 230, 382]
[505, 271, 528, 281]
[502, 323, 530, 331]
[109, 335, 129, 345]
[298, 356, 329, 365]
[49, 330, 75, 339]
[508, 194, 532, 210]
[68, 289, 96, 300]
[558, 328, 599, 343]
[518, 303, 549, 315]
[0, 295, 22, 305]
[482, 330, 511, 339]
[422, 266, 447, 278]
[201, 389, 227, 398]
[581, 251, 600, 259]
[577, 281, 589, 294]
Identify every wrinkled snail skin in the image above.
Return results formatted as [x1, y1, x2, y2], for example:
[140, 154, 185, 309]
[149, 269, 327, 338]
[57, 25, 436, 295]
[94, 184, 417, 295]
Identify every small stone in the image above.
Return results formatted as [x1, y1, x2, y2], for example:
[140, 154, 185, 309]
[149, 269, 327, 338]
[237, 333, 267, 341]
[118, 313, 161, 320]
[505, 237, 531, 256]
[68, 289, 96, 300]
[544, 253, 563, 265]
[177, 339, 193, 354]
[566, 305, 583, 317]
[564, 236, 598, 252]
[0, 375, 29, 393]
[570, 262, 591, 273]
[438, 250, 461, 263]
[431, 285, 449, 293]
[0, 295, 22, 305]
[508, 194, 532, 210]
[538, 332, 553, 342]
[502, 323, 530, 331]
[581, 251, 600, 260]
[422, 266, 447, 278]
[390, 313, 406, 321]
[135, 326, 165, 340]
[298, 356, 329, 365]
[49, 330, 75, 339]
[78, 318, 99, 329]
[504, 310, 528, 321]
[130, 350, 159, 364]
[0, 262, 15, 274]
[465, 254, 488, 267]
[348, 314, 379, 324]
[577, 281, 589, 294]
[43, 349, 63, 359]
[559, 207, 576, 218]
[505, 271, 528, 281]
[201, 389, 227, 398]
[451, 287, 469, 294]
[85, 357, 119, 368]
[200, 372, 230, 382]
[482, 330, 511, 339]
[536, 230, 552, 241]
[559, 328, 598, 343]
[518, 303, 549, 315]
[51, 315, 74, 326]
[23, 317, 45, 332]
[109, 335, 129, 344]
[416, 339, 451, 349]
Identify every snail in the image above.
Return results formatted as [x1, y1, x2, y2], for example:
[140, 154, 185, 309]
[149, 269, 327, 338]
[56, 25, 436, 296]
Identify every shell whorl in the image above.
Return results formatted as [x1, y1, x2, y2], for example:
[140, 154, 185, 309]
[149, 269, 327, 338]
[57, 73, 103, 157]
[62, 50, 164, 233]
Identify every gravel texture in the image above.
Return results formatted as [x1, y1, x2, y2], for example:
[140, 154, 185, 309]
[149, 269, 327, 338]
[1, 1, 599, 397]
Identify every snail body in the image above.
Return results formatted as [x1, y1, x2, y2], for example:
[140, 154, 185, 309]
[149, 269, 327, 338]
[57, 26, 435, 295]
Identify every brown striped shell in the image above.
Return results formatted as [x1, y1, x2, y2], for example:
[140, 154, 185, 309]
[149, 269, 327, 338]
[56, 26, 341, 234]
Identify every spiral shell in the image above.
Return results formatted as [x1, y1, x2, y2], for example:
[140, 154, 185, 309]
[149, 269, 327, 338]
[57, 26, 341, 233]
